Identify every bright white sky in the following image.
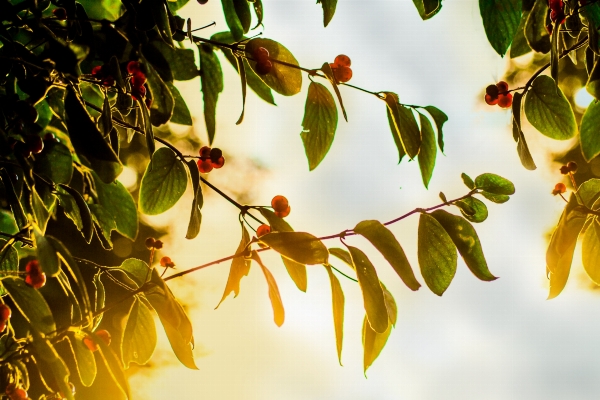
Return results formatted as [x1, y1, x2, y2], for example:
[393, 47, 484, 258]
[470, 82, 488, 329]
[129, 1, 600, 399]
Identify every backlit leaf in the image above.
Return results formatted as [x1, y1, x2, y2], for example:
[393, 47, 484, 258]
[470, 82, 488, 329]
[479, 0, 521, 57]
[57, 185, 93, 243]
[33, 228, 60, 277]
[480, 191, 511, 203]
[139, 147, 188, 215]
[346, 245, 388, 333]
[353, 220, 420, 291]
[216, 224, 251, 307]
[142, 56, 175, 127]
[412, 0, 442, 20]
[456, 197, 489, 223]
[417, 111, 437, 188]
[67, 333, 97, 387]
[582, 218, 600, 285]
[199, 44, 223, 144]
[94, 333, 131, 398]
[168, 83, 193, 126]
[317, 0, 338, 26]
[580, 99, 600, 161]
[245, 38, 302, 96]
[382, 92, 421, 159]
[300, 82, 338, 170]
[221, 0, 244, 40]
[0, 170, 26, 229]
[259, 232, 328, 265]
[92, 172, 138, 240]
[430, 210, 497, 281]
[324, 264, 344, 365]
[258, 207, 293, 232]
[235, 55, 247, 125]
[524, 75, 577, 140]
[461, 173, 475, 189]
[576, 179, 600, 208]
[30, 329, 74, 400]
[423, 105, 447, 153]
[510, 10, 532, 58]
[33, 141, 73, 185]
[328, 247, 354, 268]
[524, 0, 551, 53]
[417, 213, 457, 296]
[185, 160, 203, 240]
[2, 277, 55, 334]
[252, 252, 285, 327]
[120, 258, 151, 287]
[362, 315, 391, 375]
[122, 297, 157, 367]
[474, 173, 515, 195]
[281, 257, 307, 292]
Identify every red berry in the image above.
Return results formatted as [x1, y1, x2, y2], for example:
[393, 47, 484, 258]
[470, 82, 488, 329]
[274, 205, 291, 218]
[131, 71, 147, 87]
[559, 165, 570, 175]
[25, 260, 46, 289]
[334, 54, 351, 68]
[209, 147, 222, 162]
[153, 240, 163, 250]
[102, 76, 115, 87]
[567, 161, 578, 172]
[485, 84, 499, 98]
[83, 336, 98, 352]
[53, 7, 67, 20]
[255, 60, 273, 75]
[333, 66, 352, 83]
[160, 256, 175, 268]
[145, 237, 156, 249]
[91, 65, 103, 77]
[271, 195, 289, 213]
[256, 224, 271, 237]
[496, 81, 509, 93]
[211, 156, 225, 169]
[0, 322, 6, 334]
[26, 135, 44, 154]
[0, 304, 12, 322]
[199, 146, 211, 158]
[253, 47, 270, 63]
[96, 329, 112, 346]
[127, 61, 141, 74]
[497, 93, 513, 109]
[131, 85, 146, 101]
[9, 387, 27, 400]
[485, 94, 499, 106]
[43, 132, 57, 142]
[553, 182, 567, 195]
[197, 159, 213, 173]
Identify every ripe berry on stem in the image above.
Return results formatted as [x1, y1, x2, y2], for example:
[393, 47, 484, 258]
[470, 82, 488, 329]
[275, 205, 291, 218]
[552, 182, 567, 195]
[153, 240, 163, 250]
[160, 256, 175, 268]
[25, 260, 46, 289]
[256, 224, 271, 237]
[334, 54, 351, 68]
[497, 93, 513, 109]
[145, 237, 156, 249]
[332, 66, 352, 83]
[199, 146, 211, 158]
[253, 47, 270, 63]
[567, 161, 578, 173]
[255, 60, 273, 75]
[197, 159, 213, 173]
[127, 61, 141, 74]
[0, 304, 12, 322]
[271, 195, 289, 213]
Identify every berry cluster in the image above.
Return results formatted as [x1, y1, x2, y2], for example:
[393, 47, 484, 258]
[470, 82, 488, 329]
[253, 47, 272, 75]
[127, 61, 150, 106]
[83, 329, 112, 352]
[5, 384, 27, 400]
[552, 182, 567, 196]
[24, 260, 46, 289]
[484, 81, 513, 108]
[271, 195, 290, 218]
[91, 64, 115, 87]
[197, 146, 225, 173]
[549, 0, 566, 24]
[559, 161, 578, 175]
[0, 304, 11, 333]
[145, 237, 163, 250]
[330, 54, 352, 83]
[52, 7, 67, 20]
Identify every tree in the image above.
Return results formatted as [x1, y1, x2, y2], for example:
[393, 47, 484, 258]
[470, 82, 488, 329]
[0, 0, 598, 398]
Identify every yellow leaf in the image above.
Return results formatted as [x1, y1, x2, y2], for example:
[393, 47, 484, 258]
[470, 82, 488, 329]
[259, 231, 329, 265]
[324, 264, 345, 365]
[215, 224, 251, 308]
[381, 283, 397, 327]
[252, 252, 285, 327]
[362, 315, 392, 376]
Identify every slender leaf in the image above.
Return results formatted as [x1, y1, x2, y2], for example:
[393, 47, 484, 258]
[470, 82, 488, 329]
[1, 277, 55, 334]
[362, 315, 392, 375]
[412, 0, 442, 20]
[185, 160, 203, 239]
[199, 44, 223, 144]
[423, 105, 447, 153]
[317, 0, 338, 27]
[324, 264, 344, 365]
[66, 332, 97, 387]
[320, 62, 348, 122]
[216, 224, 251, 307]
[417, 111, 437, 188]
[382, 92, 421, 159]
[252, 252, 285, 327]
[235, 55, 247, 125]
[259, 232, 329, 265]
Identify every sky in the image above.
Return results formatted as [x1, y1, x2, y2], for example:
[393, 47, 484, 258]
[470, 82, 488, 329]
[127, 1, 600, 399]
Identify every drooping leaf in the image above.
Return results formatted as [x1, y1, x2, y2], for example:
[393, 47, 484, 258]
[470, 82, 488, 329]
[381, 284, 397, 326]
[300, 82, 338, 171]
[33, 141, 73, 185]
[199, 44, 223, 145]
[142, 56, 175, 126]
[353, 220, 420, 291]
[281, 257, 308, 292]
[138, 98, 155, 157]
[510, 10, 532, 58]
[235, 55, 247, 125]
[30, 329, 75, 400]
[524, 75, 577, 140]
[258, 232, 329, 265]
[328, 247, 354, 269]
[66, 333, 97, 387]
[324, 264, 344, 365]
[33, 228, 60, 277]
[55, 186, 92, 243]
[252, 252, 285, 327]
[474, 173, 515, 195]
[1, 277, 55, 334]
[513, 91, 537, 170]
[168, 83, 193, 126]
[362, 315, 392, 375]
[221, 0, 244, 40]
[185, 160, 203, 240]
[94, 332, 131, 398]
[546, 194, 587, 299]
[416, 111, 437, 188]
[139, 147, 188, 215]
[479, 0, 522, 56]
[550, 22, 560, 82]
[320, 62, 348, 122]
[412, 0, 442, 20]
[580, 99, 600, 161]
[524, 0, 551, 53]
[245, 38, 302, 96]
[423, 105, 447, 153]
[258, 207, 293, 232]
[0, 170, 26, 229]
[92, 172, 138, 240]
[233, 0, 251, 33]
[417, 213, 458, 296]
[216, 224, 252, 308]
[317, 0, 338, 27]
[582, 218, 600, 285]
[122, 297, 157, 367]
[31, 188, 52, 233]
[387, 107, 406, 163]
[382, 92, 421, 159]
[346, 245, 388, 334]
[455, 197, 489, 223]
[430, 210, 497, 281]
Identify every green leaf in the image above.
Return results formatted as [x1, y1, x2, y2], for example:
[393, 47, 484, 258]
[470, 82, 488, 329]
[281, 257, 307, 292]
[580, 100, 600, 161]
[142, 56, 175, 127]
[33, 141, 73, 185]
[138, 97, 155, 157]
[510, 10, 532, 58]
[56, 185, 93, 243]
[92, 172, 138, 240]
[0, 170, 26, 230]
[32, 187, 52, 234]
[412, 0, 442, 20]
[233, 0, 251, 33]
[64, 86, 122, 184]
[300, 82, 338, 171]
[513, 92, 537, 170]
[324, 264, 344, 365]
[461, 173, 475, 189]
[33, 228, 60, 277]
[145, 269, 197, 369]
[30, 329, 74, 400]
[480, 191, 511, 203]
[221, 0, 244, 40]
[346, 245, 388, 334]
[199, 44, 224, 145]
[320, 62, 348, 122]
[546, 194, 587, 299]
[479, 0, 522, 57]
[185, 160, 203, 240]
[417, 111, 437, 188]
[576, 179, 600, 208]
[353, 220, 421, 291]
[423, 105, 447, 153]
[259, 232, 329, 265]
[94, 332, 131, 398]
[387, 107, 406, 164]
[168, 83, 193, 126]
[362, 315, 392, 375]
[417, 213, 458, 296]
[89, 204, 116, 249]
[245, 38, 302, 96]
[139, 147, 188, 215]
[317, 0, 338, 27]
[586, 56, 600, 101]
[0, 241, 17, 296]
[382, 92, 421, 159]
[2, 277, 55, 334]
[524, 75, 577, 140]
[67, 332, 97, 387]
[122, 297, 157, 367]
[216, 223, 252, 308]
[252, 252, 285, 327]
[120, 258, 151, 287]
[150, 40, 198, 81]
[258, 207, 293, 232]
[582, 218, 600, 285]
[474, 173, 515, 195]
[550, 21, 560, 82]
[235, 55, 248, 125]
[524, 0, 551, 53]
[455, 197, 489, 223]
[430, 210, 497, 281]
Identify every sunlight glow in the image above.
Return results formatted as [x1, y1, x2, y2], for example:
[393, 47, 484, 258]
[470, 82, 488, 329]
[575, 87, 594, 109]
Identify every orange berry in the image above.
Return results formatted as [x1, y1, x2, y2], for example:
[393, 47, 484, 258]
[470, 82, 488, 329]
[0, 304, 12, 322]
[274, 205, 291, 218]
[95, 329, 112, 346]
[197, 159, 213, 173]
[334, 54, 351, 68]
[83, 335, 98, 352]
[497, 93, 513, 109]
[8, 387, 27, 400]
[552, 182, 567, 195]
[256, 224, 271, 237]
[131, 71, 146, 87]
[333, 66, 352, 83]
[271, 195, 289, 213]
[160, 256, 175, 268]
[485, 94, 499, 106]
[496, 81, 509, 93]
